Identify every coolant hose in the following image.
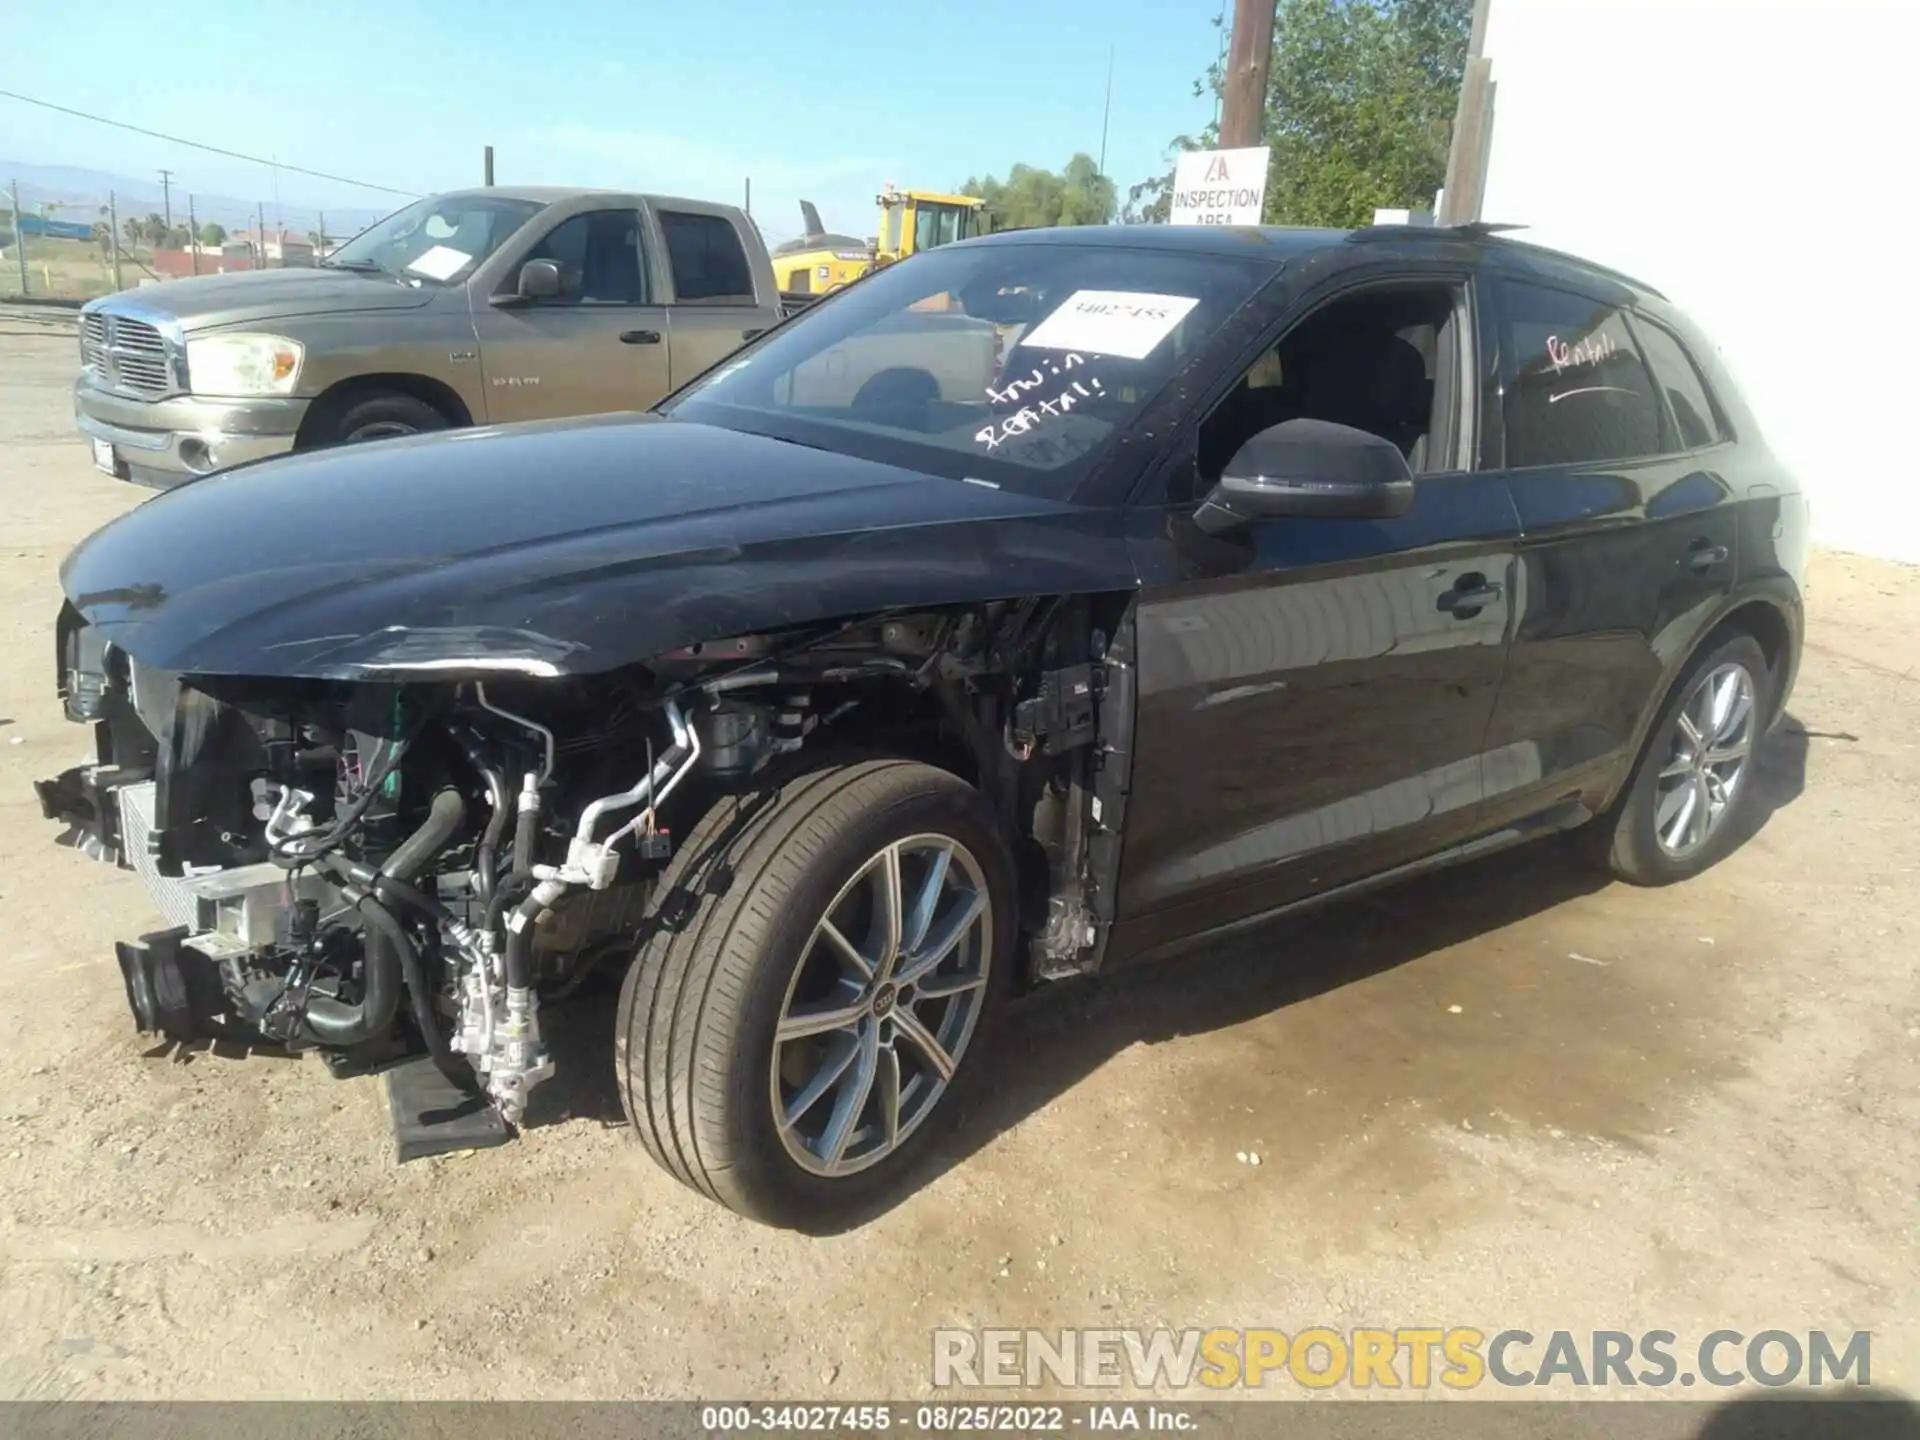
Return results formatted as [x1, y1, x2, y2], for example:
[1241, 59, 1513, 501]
[360, 893, 455, 1068]
[297, 787, 466, 1047]
[300, 913, 403, 1045]
[380, 787, 467, 885]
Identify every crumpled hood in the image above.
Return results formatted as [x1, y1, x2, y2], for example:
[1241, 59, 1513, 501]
[59, 414, 1135, 680]
[97, 267, 434, 328]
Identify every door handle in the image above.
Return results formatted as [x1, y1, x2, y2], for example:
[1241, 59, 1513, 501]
[1437, 573, 1504, 618]
[619, 329, 662, 345]
[1687, 539, 1730, 573]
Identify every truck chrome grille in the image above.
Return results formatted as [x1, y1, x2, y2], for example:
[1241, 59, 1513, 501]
[81, 309, 179, 399]
[115, 781, 200, 931]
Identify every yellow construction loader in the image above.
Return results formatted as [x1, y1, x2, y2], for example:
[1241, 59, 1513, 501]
[771, 186, 989, 295]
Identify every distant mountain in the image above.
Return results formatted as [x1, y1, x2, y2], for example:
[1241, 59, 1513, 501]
[0, 159, 392, 238]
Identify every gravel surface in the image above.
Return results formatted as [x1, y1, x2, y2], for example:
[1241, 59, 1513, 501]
[0, 303, 1915, 1405]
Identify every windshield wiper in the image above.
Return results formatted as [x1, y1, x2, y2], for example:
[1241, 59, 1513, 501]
[319, 258, 387, 274]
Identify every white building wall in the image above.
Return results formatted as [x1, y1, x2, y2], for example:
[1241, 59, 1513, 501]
[1480, 0, 1919, 563]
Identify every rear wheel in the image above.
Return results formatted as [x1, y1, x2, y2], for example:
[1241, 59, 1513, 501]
[1600, 632, 1771, 885]
[615, 759, 1014, 1230]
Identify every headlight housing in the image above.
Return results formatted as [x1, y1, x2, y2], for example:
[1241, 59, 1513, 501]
[185, 333, 304, 397]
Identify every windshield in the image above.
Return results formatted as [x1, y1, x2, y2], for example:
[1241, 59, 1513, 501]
[664, 242, 1268, 497]
[325, 194, 546, 283]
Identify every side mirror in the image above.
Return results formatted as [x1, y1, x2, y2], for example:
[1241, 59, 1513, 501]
[1194, 418, 1415, 536]
[505, 258, 562, 302]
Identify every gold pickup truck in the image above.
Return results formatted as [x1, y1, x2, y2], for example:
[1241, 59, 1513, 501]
[73, 187, 791, 486]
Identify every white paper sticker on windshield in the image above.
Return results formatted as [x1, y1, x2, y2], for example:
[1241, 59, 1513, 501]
[1017, 290, 1200, 360]
[404, 245, 473, 281]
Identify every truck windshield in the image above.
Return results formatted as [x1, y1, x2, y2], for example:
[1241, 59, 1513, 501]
[663, 242, 1269, 498]
[324, 195, 546, 284]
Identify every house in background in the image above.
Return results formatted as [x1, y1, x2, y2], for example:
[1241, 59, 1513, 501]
[1478, 0, 1916, 563]
[222, 228, 315, 267]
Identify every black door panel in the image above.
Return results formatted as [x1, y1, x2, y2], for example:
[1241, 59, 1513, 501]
[1482, 463, 1739, 823]
[1112, 471, 1520, 948]
[1475, 267, 1746, 827]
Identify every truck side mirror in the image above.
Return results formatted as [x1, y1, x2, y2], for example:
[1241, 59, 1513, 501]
[516, 259, 562, 300]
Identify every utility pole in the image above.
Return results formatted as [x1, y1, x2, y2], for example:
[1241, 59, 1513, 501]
[187, 195, 200, 275]
[1219, 0, 1276, 149]
[484, 146, 495, 186]
[317, 209, 326, 255]
[1097, 45, 1114, 179]
[744, 177, 751, 217]
[1439, 0, 1496, 223]
[158, 168, 174, 234]
[10, 179, 28, 297]
[108, 190, 123, 291]
[257, 201, 267, 268]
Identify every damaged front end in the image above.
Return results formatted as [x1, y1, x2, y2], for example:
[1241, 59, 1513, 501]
[39, 594, 1133, 1150]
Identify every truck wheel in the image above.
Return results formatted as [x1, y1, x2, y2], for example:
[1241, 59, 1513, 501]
[616, 759, 1015, 1231]
[319, 392, 450, 445]
[1598, 631, 1772, 886]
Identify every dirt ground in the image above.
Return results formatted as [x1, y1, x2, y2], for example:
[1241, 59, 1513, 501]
[0, 302, 1915, 1407]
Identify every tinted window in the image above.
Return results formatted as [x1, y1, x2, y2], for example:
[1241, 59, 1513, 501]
[658, 211, 755, 303]
[522, 210, 645, 304]
[1500, 280, 1661, 467]
[1636, 316, 1728, 450]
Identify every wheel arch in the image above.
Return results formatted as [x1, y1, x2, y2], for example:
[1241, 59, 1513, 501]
[639, 590, 1140, 989]
[294, 373, 475, 448]
[1602, 585, 1802, 816]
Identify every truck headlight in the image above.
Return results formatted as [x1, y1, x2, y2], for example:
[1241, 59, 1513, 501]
[185, 333, 304, 397]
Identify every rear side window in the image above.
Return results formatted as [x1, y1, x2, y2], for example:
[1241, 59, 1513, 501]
[658, 211, 755, 303]
[1635, 316, 1729, 450]
[1498, 279, 1661, 468]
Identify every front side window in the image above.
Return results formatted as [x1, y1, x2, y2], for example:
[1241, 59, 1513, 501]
[1499, 279, 1661, 468]
[1635, 316, 1729, 451]
[324, 194, 545, 284]
[520, 210, 646, 305]
[1194, 282, 1463, 499]
[658, 210, 755, 304]
[665, 242, 1269, 498]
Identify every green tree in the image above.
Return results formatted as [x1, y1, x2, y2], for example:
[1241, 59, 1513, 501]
[198, 221, 227, 247]
[960, 153, 1116, 231]
[1130, 0, 1472, 228]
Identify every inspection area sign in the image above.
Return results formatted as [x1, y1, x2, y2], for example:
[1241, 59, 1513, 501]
[1169, 146, 1271, 226]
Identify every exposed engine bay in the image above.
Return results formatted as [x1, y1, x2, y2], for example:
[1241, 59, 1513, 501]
[37, 597, 1134, 1140]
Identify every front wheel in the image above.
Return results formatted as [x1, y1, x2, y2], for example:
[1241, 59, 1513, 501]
[315, 391, 450, 446]
[1600, 632, 1772, 885]
[616, 759, 1015, 1231]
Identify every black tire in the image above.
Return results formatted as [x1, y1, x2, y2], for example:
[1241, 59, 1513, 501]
[615, 759, 1016, 1231]
[1599, 631, 1773, 886]
[315, 391, 450, 446]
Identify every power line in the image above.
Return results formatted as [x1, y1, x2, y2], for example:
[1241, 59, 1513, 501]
[0, 88, 418, 198]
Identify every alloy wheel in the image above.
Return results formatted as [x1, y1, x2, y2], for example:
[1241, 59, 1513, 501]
[1654, 662, 1757, 859]
[771, 835, 993, 1177]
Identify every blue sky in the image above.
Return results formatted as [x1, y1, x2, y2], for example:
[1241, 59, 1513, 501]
[3, 0, 1226, 242]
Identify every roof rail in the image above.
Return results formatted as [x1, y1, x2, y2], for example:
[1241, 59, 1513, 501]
[1348, 219, 1528, 243]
